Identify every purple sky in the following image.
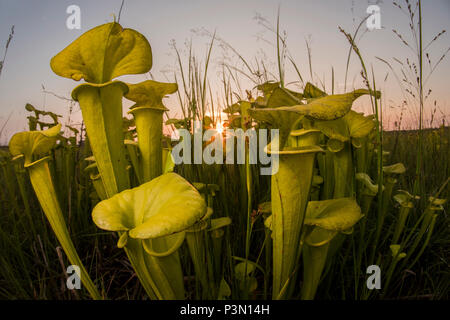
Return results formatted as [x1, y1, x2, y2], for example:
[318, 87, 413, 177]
[0, 0, 449, 144]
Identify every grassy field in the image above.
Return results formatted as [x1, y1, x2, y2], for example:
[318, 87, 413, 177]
[0, 0, 448, 301]
[0, 124, 448, 300]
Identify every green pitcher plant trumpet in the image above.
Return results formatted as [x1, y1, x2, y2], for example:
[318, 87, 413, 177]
[261, 197, 363, 300]
[92, 172, 207, 299]
[84, 157, 107, 200]
[249, 87, 377, 299]
[305, 110, 376, 198]
[9, 124, 102, 300]
[301, 198, 363, 300]
[125, 80, 178, 182]
[124, 80, 184, 299]
[50, 22, 152, 198]
[265, 140, 324, 299]
[371, 162, 406, 259]
[71, 81, 130, 197]
[249, 88, 379, 149]
[392, 190, 420, 244]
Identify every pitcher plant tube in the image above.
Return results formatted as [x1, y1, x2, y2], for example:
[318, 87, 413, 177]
[125, 80, 178, 182]
[301, 198, 363, 300]
[92, 172, 207, 299]
[50, 22, 152, 198]
[392, 190, 420, 244]
[249, 88, 377, 299]
[124, 80, 188, 298]
[9, 124, 102, 300]
[263, 130, 323, 299]
[304, 110, 376, 198]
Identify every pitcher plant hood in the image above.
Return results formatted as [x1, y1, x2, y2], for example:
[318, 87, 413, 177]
[92, 172, 207, 239]
[50, 22, 152, 84]
[9, 124, 61, 165]
[126, 80, 178, 111]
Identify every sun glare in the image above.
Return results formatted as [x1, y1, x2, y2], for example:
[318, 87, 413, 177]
[216, 121, 224, 134]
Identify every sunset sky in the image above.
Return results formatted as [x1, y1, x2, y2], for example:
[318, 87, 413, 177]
[0, 0, 449, 144]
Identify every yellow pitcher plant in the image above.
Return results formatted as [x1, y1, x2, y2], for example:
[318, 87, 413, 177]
[9, 124, 102, 299]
